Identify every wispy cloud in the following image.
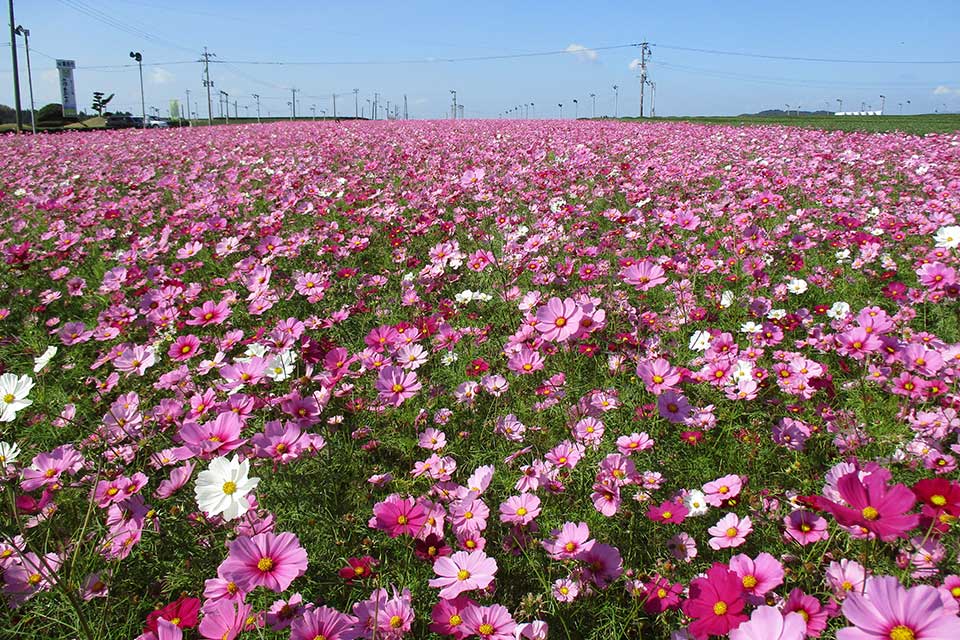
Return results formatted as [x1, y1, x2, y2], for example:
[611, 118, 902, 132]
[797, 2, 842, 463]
[565, 43, 599, 63]
[628, 58, 642, 71]
[150, 68, 174, 85]
[933, 85, 959, 95]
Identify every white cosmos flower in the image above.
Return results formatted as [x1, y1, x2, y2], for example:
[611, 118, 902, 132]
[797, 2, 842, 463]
[33, 346, 58, 373]
[264, 351, 296, 382]
[440, 351, 459, 366]
[767, 309, 786, 320]
[786, 278, 808, 295]
[683, 489, 709, 517]
[194, 455, 260, 521]
[688, 330, 712, 352]
[827, 302, 851, 320]
[0, 373, 34, 422]
[739, 321, 762, 334]
[933, 225, 960, 249]
[0, 441, 21, 465]
[729, 360, 754, 383]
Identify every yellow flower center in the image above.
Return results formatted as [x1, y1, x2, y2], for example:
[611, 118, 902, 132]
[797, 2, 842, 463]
[560, 586, 569, 595]
[657, 588, 667, 598]
[464, 511, 473, 519]
[107, 487, 119, 496]
[2, 393, 14, 404]
[449, 614, 462, 626]
[713, 601, 728, 615]
[516, 507, 527, 516]
[951, 586, 960, 597]
[889, 625, 915, 640]
[391, 383, 404, 393]
[726, 527, 738, 537]
[564, 542, 576, 553]
[742, 575, 758, 589]
[652, 375, 664, 384]
[354, 565, 365, 575]
[861, 506, 879, 521]
[170, 617, 181, 625]
[396, 515, 408, 525]
[662, 511, 673, 520]
[257, 557, 274, 572]
[222, 481, 237, 495]
[27, 573, 42, 586]
[931, 495, 947, 506]
[44, 469, 56, 478]
[841, 580, 853, 591]
[555, 317, 567, 327]
[389, 615, 403, 629]
[478, 623, 495, 635]
[457, 569, 471, 580]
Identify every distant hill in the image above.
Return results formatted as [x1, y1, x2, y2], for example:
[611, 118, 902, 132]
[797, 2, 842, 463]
[742, 109, 835, 117]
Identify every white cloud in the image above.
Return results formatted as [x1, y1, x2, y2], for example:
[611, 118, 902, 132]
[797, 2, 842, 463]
[150, 68, 174, 85]
[933, 85, 960, 96]
[628, 58, 642, 71]
[565, 44, 598, 63]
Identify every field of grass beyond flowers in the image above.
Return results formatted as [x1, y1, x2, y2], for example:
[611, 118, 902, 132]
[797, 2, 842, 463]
[1, 120, 959, 640]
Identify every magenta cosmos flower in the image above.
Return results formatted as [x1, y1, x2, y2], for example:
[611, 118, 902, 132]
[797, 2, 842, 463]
[375, 366, 422, 407]
[837, 575, 960, 640]
[428, 549, 497, 599]
[681, 563, 749, 640]
[818, 471, 919, 542]
[728, 552, 784, 604]
[220, 531, 308, 592]
[370, 494, 428, 537]
[534, 297, 583, 343]
[289, 606, 357, 640]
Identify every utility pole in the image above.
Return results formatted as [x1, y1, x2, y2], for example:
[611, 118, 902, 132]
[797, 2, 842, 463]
[130, 51, 146, 128]
[253, 93, 261, 123]
[219, 91, 229, 123]
[558, 103, 563, 119]
[374, 92, 379, 120]
[879, 94, 886, 114]
[648, 81, 656, 117]
[185, 88, 191, 124]
[403, 94, 408, 120]
[836, 98, 842, 113]
[613, 84, 619, 118]
[233, 100, 237, 119]
[14, 25, 34, 133]
[332, 93, 337, 118]
[291, 88, 298, 119]
[311, 104, 316, 120]
[7, 0, 22, 133]
[353, 88, 359, 117]
[590, 93, 596, 118]
[450, 90, 457, 120]
[573, 98, 578, 119]
[638, 42, 651, 118]
[201, 47, 215, 125]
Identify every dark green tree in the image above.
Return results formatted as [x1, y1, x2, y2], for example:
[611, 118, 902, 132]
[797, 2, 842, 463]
[92, 92, 115, 116]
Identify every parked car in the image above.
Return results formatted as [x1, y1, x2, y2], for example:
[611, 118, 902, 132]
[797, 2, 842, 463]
[145, 117, 170, 128]
[105, 114, 138, 129]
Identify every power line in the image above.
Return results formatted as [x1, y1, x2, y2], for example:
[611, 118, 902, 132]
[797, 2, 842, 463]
[215, 43, 641, 66]
[653, 43, 960, 65]
[54, 0, 196, 54]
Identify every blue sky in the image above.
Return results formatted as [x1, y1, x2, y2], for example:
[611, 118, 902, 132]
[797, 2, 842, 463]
[3, 0, 959, 118]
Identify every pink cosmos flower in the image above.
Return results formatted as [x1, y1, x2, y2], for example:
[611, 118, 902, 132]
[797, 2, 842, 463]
[451, 495, 489, 535]
[553, 577, 580, 602]
[783, 588, 829, 637]
[837, 575, 960, 640]
[507, 347, 545, 375]
[708, 513, 752, 550]
[430, 596, 477, 638]
[702, 474, 743, 507]
[646, 500, 689, 524]
[168, 335, 201, 362]
[220, 531, 308, 593]
[499, 494, 541, 526]
[620, 260, 667, 291]
[428, 549, 497, 599]
[186, 299, 231, 326]
[542, 521, 595, 560]
[827, 559, 868, 599]
[657, 390, 692, 423]
[534, 297, 583, 343]
[20, 444, 84, 492]
[616, 432, 654, 455]
[730, 606, 806, 640]
[197, 600, 250, 640]
[729, 552, 784, 604]
[114, 345, 156, 376]
[783, 509, 830, 545]
[461, 604, 516, 640]
[636, 357, 681, 395]
[376, 366, 422, 407]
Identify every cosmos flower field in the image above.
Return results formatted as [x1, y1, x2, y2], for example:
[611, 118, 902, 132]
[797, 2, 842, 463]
[1, 120, 959, 640]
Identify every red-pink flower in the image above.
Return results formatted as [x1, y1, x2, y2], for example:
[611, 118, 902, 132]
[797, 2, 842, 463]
[186, 299, 231, 326]
[220, 531, 308, 593]
[370, 494, 428, 538]
[681, 563, 749, 640]
[168, 335, 201, 361]
[817, 471, 919, 542]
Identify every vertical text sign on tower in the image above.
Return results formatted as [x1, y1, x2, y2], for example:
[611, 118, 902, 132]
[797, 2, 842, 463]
[56, 59, 78, 117]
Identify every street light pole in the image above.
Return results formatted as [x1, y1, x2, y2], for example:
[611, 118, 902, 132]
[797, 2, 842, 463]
[573, 99, 578, 119]
[836, 98, 842, 113]
[590, 93, 596, 118]
[253, 93, 261, 123]
[558, 103, 563, 119]
[14, 26, 34, 133]
[130, 51, 145, 128]
[450, 90, 457, 120]
[879, 94, 886, 114]
[7, 0, 23, 133]
[353, 88, 359, 117]
[613, 85, 619, 117]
